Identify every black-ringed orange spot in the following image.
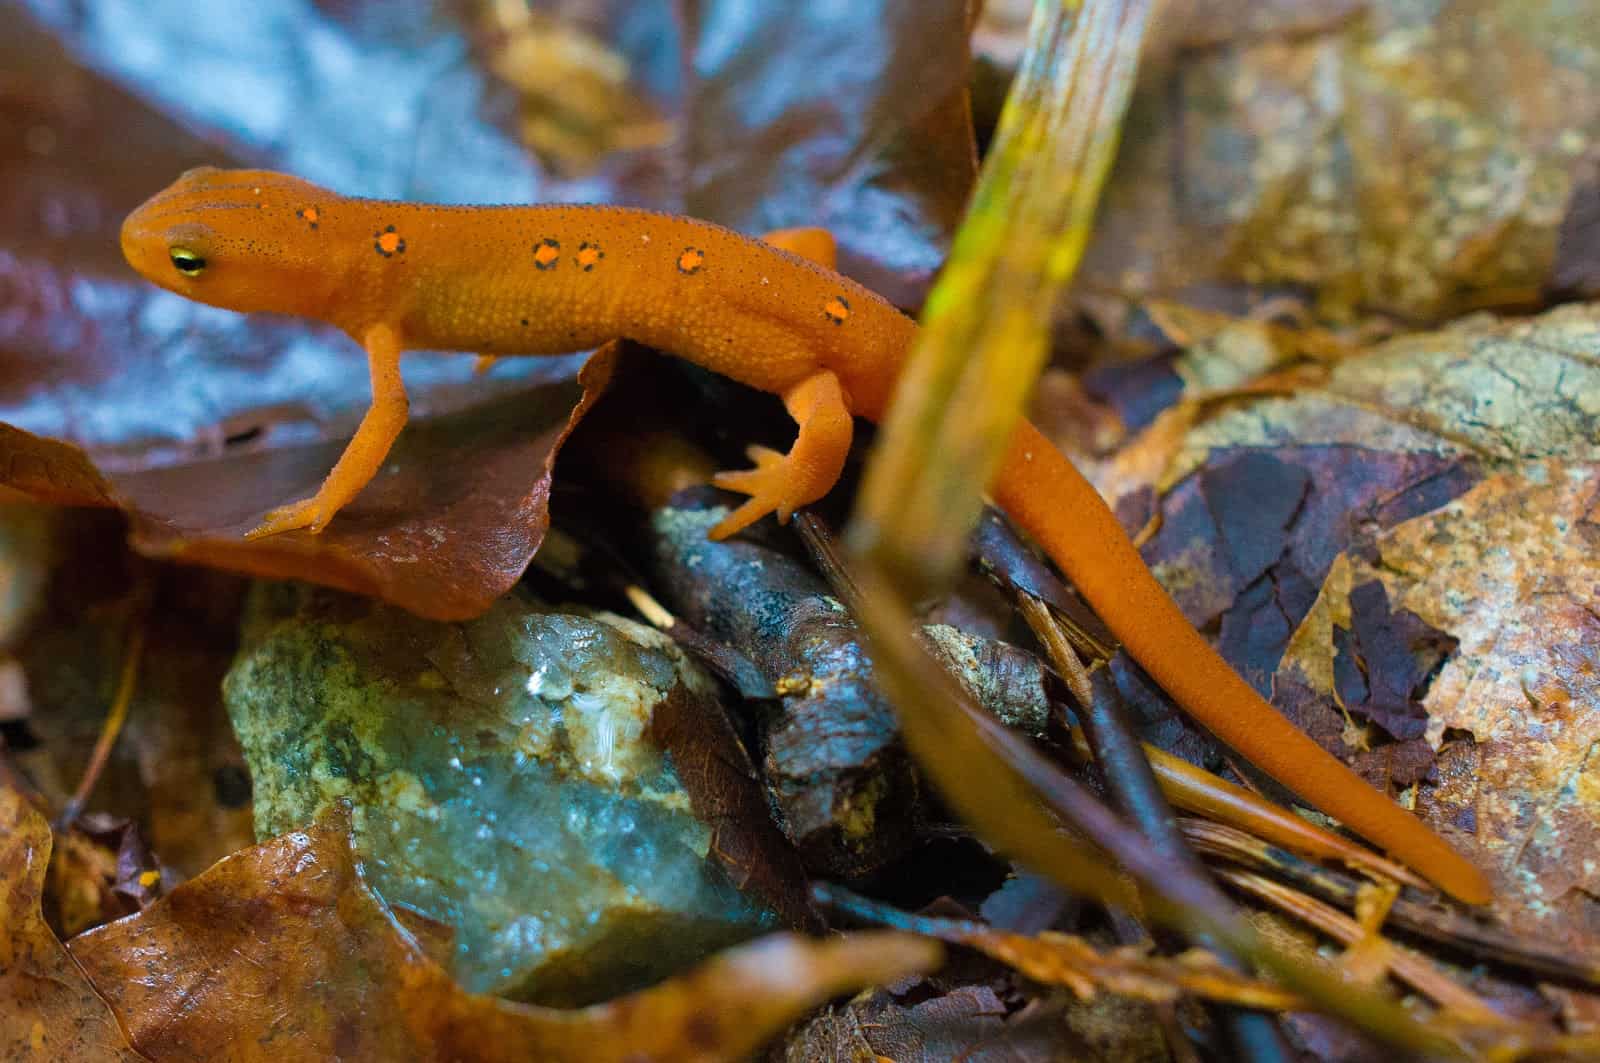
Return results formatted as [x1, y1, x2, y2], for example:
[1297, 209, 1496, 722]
[298, 206, 320, 229]
[533, 238, 561, 270]
[576, 241, 604, 271]
[374, 225, 405, 257]
[823, 295, 850, 325]
[677, 247, 705, 275]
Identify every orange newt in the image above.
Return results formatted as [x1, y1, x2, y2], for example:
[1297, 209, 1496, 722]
[120, 168, 1492, 905]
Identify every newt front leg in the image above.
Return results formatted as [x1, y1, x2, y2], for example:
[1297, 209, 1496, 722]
[246, 323, 408, 538]
[709, 368, 853, 539]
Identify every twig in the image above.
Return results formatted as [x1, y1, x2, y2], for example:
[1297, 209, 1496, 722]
[1018, 593, 1295, 1063]
[57, 609, 146, 828]
[1060, 729, 1430, 891]
[1215, 867, 1500, 1020]
[1184, 818, 1600, 989]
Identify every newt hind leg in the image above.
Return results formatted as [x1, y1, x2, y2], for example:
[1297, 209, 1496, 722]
[760, 227, 837, 270]
[709, 368, 853, 539]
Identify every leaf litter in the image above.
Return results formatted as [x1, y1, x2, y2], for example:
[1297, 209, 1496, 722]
[2, 0, 1600, 1058]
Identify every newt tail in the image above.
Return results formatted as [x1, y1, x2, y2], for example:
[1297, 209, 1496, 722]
[993, 421, 1492, 905]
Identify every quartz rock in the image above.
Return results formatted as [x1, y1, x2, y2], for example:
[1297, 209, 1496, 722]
[224, 582, 779, 1004]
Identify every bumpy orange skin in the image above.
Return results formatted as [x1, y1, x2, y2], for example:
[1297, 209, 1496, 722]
[121, 168, 1492, 905]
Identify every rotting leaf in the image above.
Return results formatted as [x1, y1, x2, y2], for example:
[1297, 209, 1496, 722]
[840, 983, 1075, 1063]
[1090, 306, 1599, 947]
[1332, 579, 1457, 742]
[1348, 469, 1600, 948]
[0, 786, 145, 1063]
[1200, 451, 1308, 592]
[1131, 303, 1600, 1015]
[69, 806, 938, 1063]
[1144, 447, 1474, 669]
[785, 965, 1172, 1062]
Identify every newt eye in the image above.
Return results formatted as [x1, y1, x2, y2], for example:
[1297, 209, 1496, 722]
[169, 247, 207, 276]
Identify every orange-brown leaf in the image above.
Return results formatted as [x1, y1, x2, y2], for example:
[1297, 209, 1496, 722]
[0, 786, 145, 1062]
[69, 806, 937, 1063]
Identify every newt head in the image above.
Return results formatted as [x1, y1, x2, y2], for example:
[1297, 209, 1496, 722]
[121, 167, 346, 319]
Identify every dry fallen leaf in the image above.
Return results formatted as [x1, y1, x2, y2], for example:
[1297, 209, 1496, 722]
[0, 786, 145, 1062]
[69, 805, 938, 1063]
[1358, 469, 1600, 911]
[1093, 301, 1600, 1020]
[1254, 309, 1600, 946]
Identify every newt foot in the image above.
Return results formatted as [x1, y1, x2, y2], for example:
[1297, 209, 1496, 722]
[708, 445, 805, 539]
[246, 496, 329, 539]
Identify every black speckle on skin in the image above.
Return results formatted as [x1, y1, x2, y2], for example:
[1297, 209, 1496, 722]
[374, 224, 406, 258]
[577, 240, 605, 272]
[534, 237, 561, 271]
[677, 247, 705, 275]
[520, 318, 530, 327]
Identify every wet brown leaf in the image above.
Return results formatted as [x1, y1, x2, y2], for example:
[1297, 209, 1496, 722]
[681, 0, 977, 305]
[69, 806, 938, 1063]
[2, 0, 974, 619]
[119, 351, 616, 622]
[646, 641, 820, 929]
[0, 786, 145, 1062]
